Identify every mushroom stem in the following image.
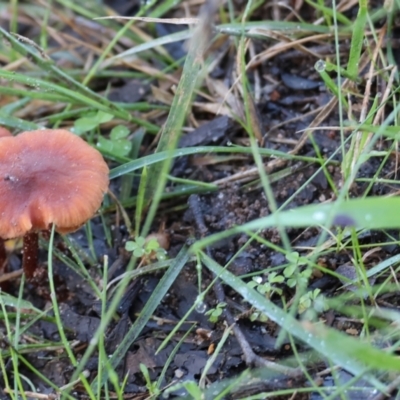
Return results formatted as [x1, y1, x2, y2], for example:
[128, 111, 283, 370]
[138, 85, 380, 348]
[22, 232, 39, 278]
[0, 239, 9, 290]
[0, 238, 6, 272]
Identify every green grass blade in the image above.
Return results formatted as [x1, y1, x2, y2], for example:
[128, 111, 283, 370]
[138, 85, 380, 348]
[342, 92, 380, 180]
[193, 197, 400, 251]
[93, 245, 190, 390]
[0, 69, 127, 119]
[141, 15, 212, 235]
[305, 0, 352, 25]
[109, 146, 320, 179]
[0, 111, 38, 131]
[113, 20, 331, 61]
[316, 65, 349, 108]
[346, 0, 368, 79]
[111, 29, 192, 61]
[135, 166, 148, 235]
[0, 27, 131, 120]
[200, 253, 389, 391]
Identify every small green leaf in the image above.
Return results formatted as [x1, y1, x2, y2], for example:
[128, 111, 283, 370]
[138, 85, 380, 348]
[95, 110, 114, 124]
[287, 277, 297, 288]
[269, 272, 284, 283]
[250, 313, 258, 322]
[139, 363, 153, 390]
[301, 269, 312, 279]
[284, 264, 297, 278]
[214, 308, 223, 317]
[133, 248, 145, 258]
[136, 237, 146, 247]
[74, 117, 99, 134]
[146, 238, 161, 252]
[125, 241, 136, 251]
[247, 281, 258, 289]
[111, 125, 130, 140]
[312, 288, 321, 299]
[257, 285, 268, 295]
[125, 237, 147, 256]
[286, 251, 299, 264]
[97, 136, 132, 158]
[184, 381, 203, 399]
[259, 313, 268, 322]
[0, 293, 39, 311]
[156, 249, 167, 261]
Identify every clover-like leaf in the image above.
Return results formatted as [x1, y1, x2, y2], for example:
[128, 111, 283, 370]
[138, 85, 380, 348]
[286, 251, 300, 265]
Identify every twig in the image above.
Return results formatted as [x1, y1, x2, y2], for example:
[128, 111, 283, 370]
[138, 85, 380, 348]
[0, 269, 23, 283]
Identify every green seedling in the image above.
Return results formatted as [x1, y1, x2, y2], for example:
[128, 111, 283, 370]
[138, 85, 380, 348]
[125, 236, 167, 261]
[284, 251, 312, 288]
[73, 110, 113, 134]
[97, 125, 132, 158]
[73, 110, 132, 158]
[205, 302, 226, 323]
[140, 363, 161, 398]
[246, 252, 316, 316]
[249, 308, 268, 322]
[298, 289, 324, 315]
[165, 380, 203, 400]
[247, 273, 284, 299]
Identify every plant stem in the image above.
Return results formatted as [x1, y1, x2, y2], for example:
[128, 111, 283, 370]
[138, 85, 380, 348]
[22, 232, 38, 279]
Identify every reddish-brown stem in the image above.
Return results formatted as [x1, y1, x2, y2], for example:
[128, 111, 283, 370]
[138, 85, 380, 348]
[22, 232, 39, 279]
[0, 238, 9, 290]
[0, 239, 6, 271]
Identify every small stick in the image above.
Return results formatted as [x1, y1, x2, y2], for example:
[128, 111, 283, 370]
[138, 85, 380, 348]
[0, 269, 23, 283]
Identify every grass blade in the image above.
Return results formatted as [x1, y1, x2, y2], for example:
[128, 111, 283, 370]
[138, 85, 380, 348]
[200, 253, 389, 391]
[193, 197, 400, 251]
[0, 27, 131, 120]
[109, 146, 319, 179]
[93, 245, 190, 390]
[346, 0, 368, 79]
[141, 4, 220, 235]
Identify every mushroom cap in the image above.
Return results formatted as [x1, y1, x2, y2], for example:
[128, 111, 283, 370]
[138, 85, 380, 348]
[0, 127, 12, 138]
[0, 129, 109, 239]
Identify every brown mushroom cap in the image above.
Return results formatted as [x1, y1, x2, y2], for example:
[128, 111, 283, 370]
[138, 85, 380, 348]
[0, 127, 12, 138]
[0, 129, 109, 239]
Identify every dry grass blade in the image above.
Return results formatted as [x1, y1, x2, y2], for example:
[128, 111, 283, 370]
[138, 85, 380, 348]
[96, 16, 199, 25]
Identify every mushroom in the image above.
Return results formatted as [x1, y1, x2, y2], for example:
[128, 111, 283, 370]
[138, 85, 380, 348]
[0, 127, 11, 138]
[0, 129, 109, 278]
[0, 127, 11, 272]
